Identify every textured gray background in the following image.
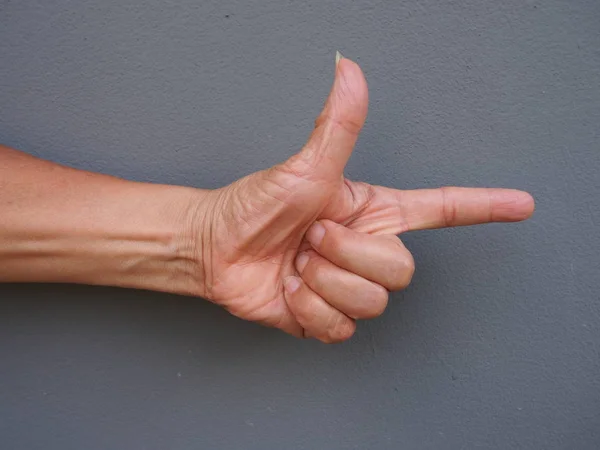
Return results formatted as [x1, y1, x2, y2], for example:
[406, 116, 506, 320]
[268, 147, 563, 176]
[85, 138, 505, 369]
[1, 0, 599, 449]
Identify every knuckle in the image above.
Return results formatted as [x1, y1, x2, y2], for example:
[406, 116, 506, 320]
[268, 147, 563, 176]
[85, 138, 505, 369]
[440, 186, 459, 227]
[302, 253, 326, 288]
[388, 251, 415, 291]
[357, 285, 389, 319]
[291, 296, 317, 325]
[323, 317, 356, 344]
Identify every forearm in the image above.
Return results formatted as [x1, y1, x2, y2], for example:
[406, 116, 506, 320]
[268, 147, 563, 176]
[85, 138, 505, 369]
[0, 145, 206, 296]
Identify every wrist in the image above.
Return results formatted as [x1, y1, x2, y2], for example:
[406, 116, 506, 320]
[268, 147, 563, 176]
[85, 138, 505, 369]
[111, 181, 214, 298]
[168, 185, 216, 299]
[69, 180, 205, 297]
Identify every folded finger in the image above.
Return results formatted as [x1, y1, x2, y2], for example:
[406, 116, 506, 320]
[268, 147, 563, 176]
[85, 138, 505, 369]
[296, 250, 388, 319]
[283, 276, 356, 344]
[305, 220, 415, 291]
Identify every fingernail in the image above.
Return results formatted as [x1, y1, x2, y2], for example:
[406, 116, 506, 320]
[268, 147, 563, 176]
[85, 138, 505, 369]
[296, 252, 309, 274]
[306, 222, 326, 247]
[335, 50, 344, 66]
[284, 276, 301, 294]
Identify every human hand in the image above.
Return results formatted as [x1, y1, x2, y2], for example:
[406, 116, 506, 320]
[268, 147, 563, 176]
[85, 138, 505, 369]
[189, 54, 534, 342]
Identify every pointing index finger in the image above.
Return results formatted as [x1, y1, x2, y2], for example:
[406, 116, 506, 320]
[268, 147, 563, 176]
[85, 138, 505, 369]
[395, 187, 535, 231]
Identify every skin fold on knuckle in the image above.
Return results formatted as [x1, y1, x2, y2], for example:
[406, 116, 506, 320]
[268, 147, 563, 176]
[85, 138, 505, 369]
[354, 284, 389, 319]
[291, 294, 336, 343]
[323, 315, 355, 344]
[385, 246, 415, 291]
[294, 297, 319, 328]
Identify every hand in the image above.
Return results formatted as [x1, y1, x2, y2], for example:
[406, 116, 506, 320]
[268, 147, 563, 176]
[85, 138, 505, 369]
[191, 55, 534, 342]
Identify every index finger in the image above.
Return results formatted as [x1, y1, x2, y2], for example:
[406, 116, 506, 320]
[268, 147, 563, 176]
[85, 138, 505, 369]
[380, 186, 535, 232]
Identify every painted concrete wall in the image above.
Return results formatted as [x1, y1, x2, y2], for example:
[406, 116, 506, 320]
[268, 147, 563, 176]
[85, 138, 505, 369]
[1, 1, 599, 448]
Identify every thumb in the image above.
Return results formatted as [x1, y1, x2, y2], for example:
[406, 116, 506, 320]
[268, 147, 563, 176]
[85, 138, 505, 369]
[287, 52, 369, 179]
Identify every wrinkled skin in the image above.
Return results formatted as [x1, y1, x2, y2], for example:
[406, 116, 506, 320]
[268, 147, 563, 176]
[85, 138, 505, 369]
[192, 57, 534, 342]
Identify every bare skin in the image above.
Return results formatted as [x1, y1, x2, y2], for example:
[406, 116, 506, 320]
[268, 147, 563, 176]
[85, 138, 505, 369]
[0, 56, 534, 342]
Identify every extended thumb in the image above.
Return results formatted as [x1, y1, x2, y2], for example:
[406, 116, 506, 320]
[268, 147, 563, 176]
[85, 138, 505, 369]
[287, 53, 369, 178]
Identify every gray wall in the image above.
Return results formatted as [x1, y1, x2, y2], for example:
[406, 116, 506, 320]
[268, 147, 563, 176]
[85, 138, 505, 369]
[1, 1, 599, 448]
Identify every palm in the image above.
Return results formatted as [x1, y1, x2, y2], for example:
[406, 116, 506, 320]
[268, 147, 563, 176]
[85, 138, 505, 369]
[197, 56, 533, 339]
[203, 170, 368, 329]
